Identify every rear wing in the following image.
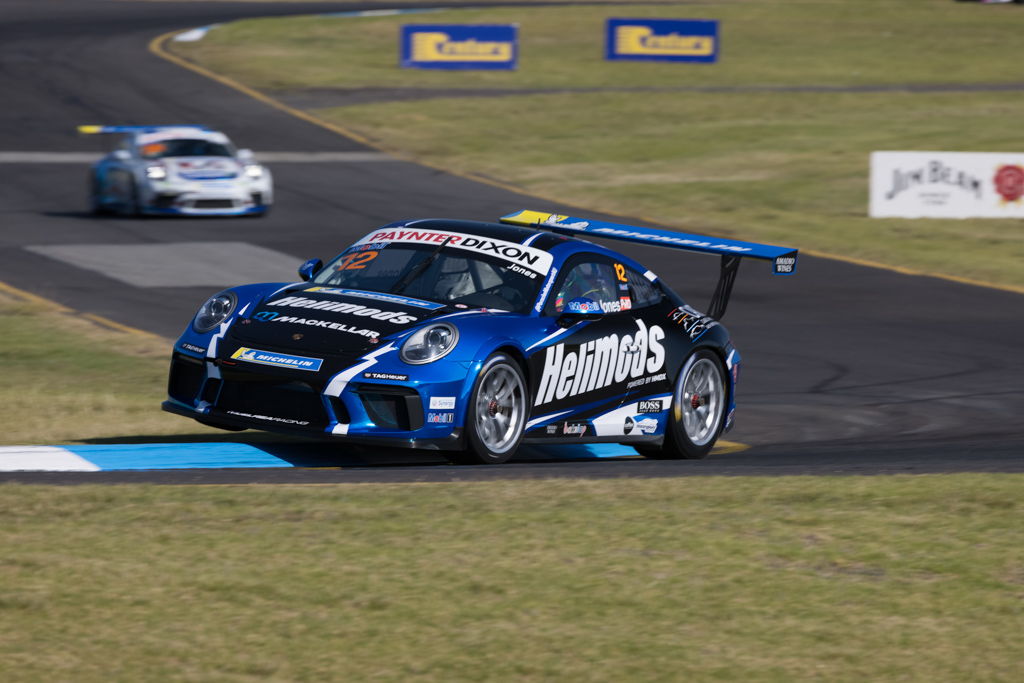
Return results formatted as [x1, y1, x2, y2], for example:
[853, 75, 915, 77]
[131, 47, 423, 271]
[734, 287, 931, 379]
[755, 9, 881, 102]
[77, 125, 212, 135]
[500, 209, 798, 319]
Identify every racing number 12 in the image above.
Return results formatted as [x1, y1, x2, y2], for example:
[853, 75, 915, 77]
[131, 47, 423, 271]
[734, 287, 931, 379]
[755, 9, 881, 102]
[336, 251, 378, 271]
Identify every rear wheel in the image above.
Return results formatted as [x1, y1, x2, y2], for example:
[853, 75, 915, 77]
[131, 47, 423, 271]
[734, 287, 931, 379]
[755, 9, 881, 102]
[643, 350, 726, 460]
[452, 353, 526, 465]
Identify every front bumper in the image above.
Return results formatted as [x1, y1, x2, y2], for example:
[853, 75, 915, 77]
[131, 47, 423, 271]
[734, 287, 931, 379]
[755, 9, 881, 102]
[141, 180, 270, 215]
[164, 348, 470, 449]
[142, 195, 268, 216]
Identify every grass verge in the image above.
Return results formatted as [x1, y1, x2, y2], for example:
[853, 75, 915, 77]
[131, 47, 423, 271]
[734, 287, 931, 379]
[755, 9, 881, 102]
[2, 476, 1022, 681]
[171, 1, 1024, 289]
[0, 290, 219, 444]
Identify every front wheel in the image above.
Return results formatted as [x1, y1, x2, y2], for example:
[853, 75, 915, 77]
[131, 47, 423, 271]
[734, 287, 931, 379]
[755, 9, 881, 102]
[89, 173, 107, 215]
[453, 353, 527, 465]
[645, 350, 727, 460]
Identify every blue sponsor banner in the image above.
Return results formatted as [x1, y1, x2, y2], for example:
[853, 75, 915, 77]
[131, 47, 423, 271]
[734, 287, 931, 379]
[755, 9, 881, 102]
[401, 24, 518, 70]
[606, 18, 719, 63]
[306, 287, 444, 310]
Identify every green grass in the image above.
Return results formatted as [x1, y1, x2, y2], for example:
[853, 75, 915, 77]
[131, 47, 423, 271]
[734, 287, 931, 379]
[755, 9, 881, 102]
[0, 293, 220, 444]
[2, 476, 1023, 681]
[171, 1, 1024, 289]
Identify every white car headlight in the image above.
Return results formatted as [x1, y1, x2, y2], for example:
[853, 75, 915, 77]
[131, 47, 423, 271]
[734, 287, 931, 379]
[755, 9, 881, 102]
[193, 291, 237, 333]
[146, 164, 167, 180]
[244, 164, 263, 179]
[400, 323, 459, 364]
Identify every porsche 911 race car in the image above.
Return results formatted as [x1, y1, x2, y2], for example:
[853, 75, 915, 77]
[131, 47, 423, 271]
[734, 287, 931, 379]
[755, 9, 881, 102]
[79, 125, 273, 216]
[162, 211, 797, 464]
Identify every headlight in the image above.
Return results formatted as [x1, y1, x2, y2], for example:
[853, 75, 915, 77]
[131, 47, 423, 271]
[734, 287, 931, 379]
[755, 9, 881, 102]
[145, 164, 167, 180]
[244, 164, 263, 179]
[192, 291, 237, 333]
[400, 323, 459, 364]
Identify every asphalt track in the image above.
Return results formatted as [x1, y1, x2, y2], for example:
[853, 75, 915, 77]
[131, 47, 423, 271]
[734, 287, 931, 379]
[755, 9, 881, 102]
[1, 0, 1022, 483]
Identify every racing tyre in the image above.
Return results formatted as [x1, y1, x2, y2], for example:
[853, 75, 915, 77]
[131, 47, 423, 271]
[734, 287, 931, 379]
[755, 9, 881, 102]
[454, 353, 527, 465]
[120, 178, 141, 217]
[645, 350, 727, 460]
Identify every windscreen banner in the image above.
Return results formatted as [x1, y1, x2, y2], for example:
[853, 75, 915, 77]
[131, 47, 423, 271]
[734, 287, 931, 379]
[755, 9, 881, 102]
[870, 151, 1024, 218]
[400, 24, 518, 70]
[605, 18, 719, 63]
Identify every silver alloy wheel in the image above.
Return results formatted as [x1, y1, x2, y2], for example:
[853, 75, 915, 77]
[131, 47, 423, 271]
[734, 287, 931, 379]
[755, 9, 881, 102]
[473, 363, 525, 454]
[677, 357, 724, 446]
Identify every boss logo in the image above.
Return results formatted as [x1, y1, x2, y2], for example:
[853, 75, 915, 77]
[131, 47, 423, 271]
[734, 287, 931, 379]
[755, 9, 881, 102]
[637, 399, 662, 413]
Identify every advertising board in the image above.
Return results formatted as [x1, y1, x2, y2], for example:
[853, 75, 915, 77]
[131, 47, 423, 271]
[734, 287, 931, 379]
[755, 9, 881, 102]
[606, 18, 719, 63]
[401, 24, 518, 70]
[870, 151, 1024, 218]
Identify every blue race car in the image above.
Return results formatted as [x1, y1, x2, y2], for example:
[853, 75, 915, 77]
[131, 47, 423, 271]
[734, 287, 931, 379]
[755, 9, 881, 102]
[162, 210, 797, 464]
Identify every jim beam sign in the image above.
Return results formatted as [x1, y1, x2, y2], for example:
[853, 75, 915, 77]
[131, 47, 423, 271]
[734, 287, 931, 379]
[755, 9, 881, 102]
[870, 151, 1024, 218]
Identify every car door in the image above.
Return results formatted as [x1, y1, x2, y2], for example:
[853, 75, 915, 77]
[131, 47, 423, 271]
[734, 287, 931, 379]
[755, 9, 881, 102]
[525, 254, 655, 436]
[613, 263, 677, 437]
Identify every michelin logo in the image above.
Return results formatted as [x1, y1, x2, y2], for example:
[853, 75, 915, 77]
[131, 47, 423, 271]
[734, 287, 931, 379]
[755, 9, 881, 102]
[535, 320, 665, 406]
[231, 347, 323, 372]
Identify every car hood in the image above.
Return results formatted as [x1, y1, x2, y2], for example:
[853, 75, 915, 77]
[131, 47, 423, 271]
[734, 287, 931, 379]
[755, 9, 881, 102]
[229, 285, 452, 356]
[163, 156, 242, 181]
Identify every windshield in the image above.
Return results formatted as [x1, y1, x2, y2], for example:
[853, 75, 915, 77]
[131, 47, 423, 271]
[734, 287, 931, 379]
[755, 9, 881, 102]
[138, 139, 233, 159]
[312, 243, 543, 313]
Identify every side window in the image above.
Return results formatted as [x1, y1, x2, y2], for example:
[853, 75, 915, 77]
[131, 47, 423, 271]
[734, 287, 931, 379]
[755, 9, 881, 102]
[624, 267, 662, 309]
[547, 260, 623, 315]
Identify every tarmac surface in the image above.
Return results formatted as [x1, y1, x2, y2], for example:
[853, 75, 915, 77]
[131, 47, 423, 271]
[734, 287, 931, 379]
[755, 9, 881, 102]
[1, 0, 1022, 482]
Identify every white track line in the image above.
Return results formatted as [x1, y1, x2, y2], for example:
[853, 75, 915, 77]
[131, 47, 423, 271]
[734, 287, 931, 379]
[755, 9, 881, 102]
[0, 446, 100, 472]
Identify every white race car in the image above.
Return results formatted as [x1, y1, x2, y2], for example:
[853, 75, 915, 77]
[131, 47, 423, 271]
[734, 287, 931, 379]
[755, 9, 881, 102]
[80, 125, 273, 217]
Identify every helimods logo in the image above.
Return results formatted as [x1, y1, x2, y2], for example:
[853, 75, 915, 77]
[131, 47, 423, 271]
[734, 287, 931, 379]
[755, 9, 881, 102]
[535, 320, 665, 406]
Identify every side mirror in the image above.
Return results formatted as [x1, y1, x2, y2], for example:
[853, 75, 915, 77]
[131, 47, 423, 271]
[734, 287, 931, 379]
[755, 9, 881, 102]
[112, 149, 131, 161]
[237, 148, 254, 160]
[298, 258, 323, 282]
[556, 297, 604, 328]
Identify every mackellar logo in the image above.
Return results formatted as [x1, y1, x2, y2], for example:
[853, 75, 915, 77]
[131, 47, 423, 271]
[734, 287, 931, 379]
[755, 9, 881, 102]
[535, 320, 665, 407]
